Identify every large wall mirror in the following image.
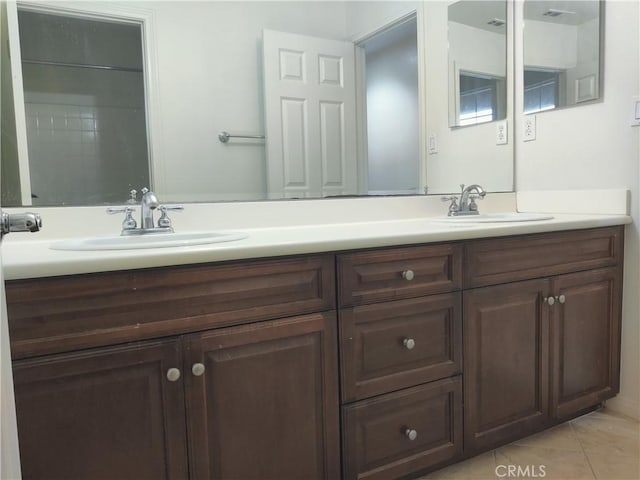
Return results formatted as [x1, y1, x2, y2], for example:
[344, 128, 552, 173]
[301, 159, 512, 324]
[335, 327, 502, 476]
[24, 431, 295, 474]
[1, 0, 514, 207]
[523, 0, 602, 114]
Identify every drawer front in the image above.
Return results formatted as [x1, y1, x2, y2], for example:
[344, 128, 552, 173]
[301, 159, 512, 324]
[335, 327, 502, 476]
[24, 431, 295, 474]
[464, 226, 623, 288]
[7, 254, 335, 358]
[342, 377, 462, 480]
[338, 244, 462, 307]
[340, 293, 461, 402]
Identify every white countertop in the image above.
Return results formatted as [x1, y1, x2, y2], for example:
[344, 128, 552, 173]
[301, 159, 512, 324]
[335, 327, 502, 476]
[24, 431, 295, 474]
[1, 211, 631, 280]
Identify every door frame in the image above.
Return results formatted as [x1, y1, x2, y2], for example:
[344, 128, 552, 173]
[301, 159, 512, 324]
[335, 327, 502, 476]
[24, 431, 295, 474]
[351, 7, 427, 195]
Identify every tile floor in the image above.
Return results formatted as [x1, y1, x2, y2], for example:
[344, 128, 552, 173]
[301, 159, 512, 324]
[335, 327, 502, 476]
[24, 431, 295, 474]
[421, 408, 640, 480]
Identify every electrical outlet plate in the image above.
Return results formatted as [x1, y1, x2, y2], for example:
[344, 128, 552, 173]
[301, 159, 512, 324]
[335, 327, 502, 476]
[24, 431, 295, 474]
[523, 115, 536, 141]
[496, 120, 508, 145]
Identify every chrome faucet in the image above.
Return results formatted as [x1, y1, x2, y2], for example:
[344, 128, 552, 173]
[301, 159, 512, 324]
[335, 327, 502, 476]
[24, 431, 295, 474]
[442, 184, 486, 216]
[140, 187, 159, 229]
[107, 188, 183, 235]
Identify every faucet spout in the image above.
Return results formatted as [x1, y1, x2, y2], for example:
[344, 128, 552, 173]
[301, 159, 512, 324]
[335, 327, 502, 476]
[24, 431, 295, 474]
[140, 188, 159, 229]
[459, 184, 486, 210]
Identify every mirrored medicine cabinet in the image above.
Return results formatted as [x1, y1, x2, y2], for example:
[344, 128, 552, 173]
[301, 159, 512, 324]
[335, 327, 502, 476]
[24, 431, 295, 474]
[523, 0, 603, 114]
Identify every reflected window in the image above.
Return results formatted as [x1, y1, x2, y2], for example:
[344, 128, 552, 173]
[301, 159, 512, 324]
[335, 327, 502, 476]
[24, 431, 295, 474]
[17, 10, 150, 206]
[524, 69, 562, 114]
[458, 72, 500, 126]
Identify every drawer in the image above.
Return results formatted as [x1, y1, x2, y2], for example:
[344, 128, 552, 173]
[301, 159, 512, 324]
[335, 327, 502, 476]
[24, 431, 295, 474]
[340, 292, 461, 402]
[338, 244, 462, 307]
[342, 377, 462, 480]
[7, 254, 335, 358]
[464, 226, 623, 288]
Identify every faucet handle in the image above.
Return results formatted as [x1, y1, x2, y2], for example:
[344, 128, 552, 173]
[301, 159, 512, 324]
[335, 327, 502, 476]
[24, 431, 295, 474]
[441, 196, 459, 216]
[106, 207, 137, 230]
[127, 189, 138, 204]
[157, 205, 184, 229]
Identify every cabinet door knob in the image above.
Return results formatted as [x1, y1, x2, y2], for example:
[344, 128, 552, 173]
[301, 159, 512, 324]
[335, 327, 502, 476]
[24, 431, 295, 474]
[405, 428, 418, 441]
[403, 338, 416, 350]
[557, 294, 566, 304]
[192, 363, 206, 376]
[166, 368, 181, 382]
[544, 296, 555, 306]
[402, 270, 415, 281]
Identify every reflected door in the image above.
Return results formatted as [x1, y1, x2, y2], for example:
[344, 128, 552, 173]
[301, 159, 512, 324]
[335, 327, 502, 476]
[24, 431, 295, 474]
[263, 29, 357, 199]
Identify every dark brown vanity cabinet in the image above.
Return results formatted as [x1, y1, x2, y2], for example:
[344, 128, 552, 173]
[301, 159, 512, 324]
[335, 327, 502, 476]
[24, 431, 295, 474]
[8, 255, 339, 480]
[463, 227, 623, 453]
[6, 226, 625, 480]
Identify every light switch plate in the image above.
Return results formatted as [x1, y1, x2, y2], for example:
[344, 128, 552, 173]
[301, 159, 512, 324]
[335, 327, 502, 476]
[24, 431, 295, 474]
[428, 133, 438, 154]
[632, 97, 640, 127]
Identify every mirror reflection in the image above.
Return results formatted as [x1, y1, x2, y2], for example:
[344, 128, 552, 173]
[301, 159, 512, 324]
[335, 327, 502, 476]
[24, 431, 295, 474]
[523, 0, 601, 114]
[2, 0, 514, 207]
[448, 0, 507, 127]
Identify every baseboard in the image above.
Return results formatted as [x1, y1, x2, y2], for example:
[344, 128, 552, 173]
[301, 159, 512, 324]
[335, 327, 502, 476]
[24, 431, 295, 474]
[605, 395, 640, 420]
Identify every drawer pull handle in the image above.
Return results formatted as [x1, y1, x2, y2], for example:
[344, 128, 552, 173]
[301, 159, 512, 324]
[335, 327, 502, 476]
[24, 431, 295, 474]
[166, 368, 181, 382]
[403, 338, 416, 350]
[192, 363, 206, 376]
[544, 296, 555, 306]
[405, 428, 418, 441]
[557, 294, 566, 304]
[402, 270, 415, 281]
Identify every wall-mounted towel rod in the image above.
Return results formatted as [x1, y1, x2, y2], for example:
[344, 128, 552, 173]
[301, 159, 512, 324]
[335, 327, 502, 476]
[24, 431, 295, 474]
[22, 59, 143, 73]
[218, 131, 265, 143]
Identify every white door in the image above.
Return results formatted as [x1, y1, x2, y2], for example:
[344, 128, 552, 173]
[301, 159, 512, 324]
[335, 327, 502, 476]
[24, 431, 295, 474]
[263, 29, 358, 199]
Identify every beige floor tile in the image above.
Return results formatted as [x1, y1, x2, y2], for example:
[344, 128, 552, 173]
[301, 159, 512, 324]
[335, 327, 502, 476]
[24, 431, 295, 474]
[571, 412, 640, 457]
[587, 452, 640, 480]
[421, 452, 497, 480]
[495, 444, 595, 480]
[512, 423, 583, 451]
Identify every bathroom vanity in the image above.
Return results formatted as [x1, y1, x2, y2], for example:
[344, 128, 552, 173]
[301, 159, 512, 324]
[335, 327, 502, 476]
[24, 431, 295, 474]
[4, 222, 625, 480]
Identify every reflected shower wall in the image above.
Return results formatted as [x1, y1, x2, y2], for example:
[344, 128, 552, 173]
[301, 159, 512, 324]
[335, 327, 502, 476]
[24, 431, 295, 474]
[18, 10, 150, 206]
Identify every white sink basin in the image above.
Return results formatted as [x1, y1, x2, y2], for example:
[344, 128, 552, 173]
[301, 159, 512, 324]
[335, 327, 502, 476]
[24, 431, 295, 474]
[50, 231, 248, 251]
[431, 213, 554, 223]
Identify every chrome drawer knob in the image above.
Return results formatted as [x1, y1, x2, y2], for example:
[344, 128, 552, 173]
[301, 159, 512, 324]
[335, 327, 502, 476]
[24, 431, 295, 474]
[166, 368, 181, 382]
[557, 294, 566, 304]
[192, 363, 206, 376]
[405, 428, 418, 441]
[402, 270, 415, 281]
[403, 338, 416, 350]
[544, 296, 555, 306]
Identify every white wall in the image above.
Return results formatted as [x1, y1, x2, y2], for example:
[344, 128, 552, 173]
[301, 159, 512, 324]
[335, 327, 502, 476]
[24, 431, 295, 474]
[515, 0, 640, 419]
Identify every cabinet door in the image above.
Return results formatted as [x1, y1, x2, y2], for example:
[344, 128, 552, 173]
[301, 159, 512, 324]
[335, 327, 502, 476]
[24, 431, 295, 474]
[550, 267, 622, 418]
[13, 339, 188, 480]
[464, 279, 550, 452]
[185, 312, 340, 480]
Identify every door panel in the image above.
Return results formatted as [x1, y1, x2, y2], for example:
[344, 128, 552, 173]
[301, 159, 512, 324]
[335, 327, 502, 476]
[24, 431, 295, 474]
[185, 312, 340, 480]
[263, 29, 357, 198]
[550, 267, 622, 418]
[464, 279, 550, 452]
[13, 339, 188, 480]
